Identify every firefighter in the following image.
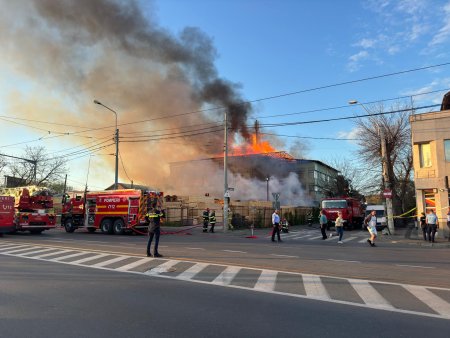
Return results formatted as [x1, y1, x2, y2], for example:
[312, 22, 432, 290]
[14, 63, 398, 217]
[209, 210, 216, 233]
[202, 208, 209, 233]
[281, 217, 289, 233]
[145, 205, 165, 257]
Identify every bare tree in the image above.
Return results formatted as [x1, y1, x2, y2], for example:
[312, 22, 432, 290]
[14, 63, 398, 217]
[8, 146, 67, 187]
[355, 102, 415, 214]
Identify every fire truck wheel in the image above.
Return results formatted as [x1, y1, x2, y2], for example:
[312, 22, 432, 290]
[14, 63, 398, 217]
[113, 219, 125, 235]
[64, 219, 75, 233]
[101, 219, 113, 234]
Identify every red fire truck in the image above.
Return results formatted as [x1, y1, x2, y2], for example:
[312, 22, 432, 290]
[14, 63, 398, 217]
[321, 197, 364, 230]
[0, 196, 15, 235]
[62, 189, 163, 235]
[0, 186, 56, 234]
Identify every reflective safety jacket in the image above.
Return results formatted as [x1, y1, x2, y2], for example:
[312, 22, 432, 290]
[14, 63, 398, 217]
[202, 210, 209, 221]
[209, 213, 216, 224]
[146, 209, 165, 226]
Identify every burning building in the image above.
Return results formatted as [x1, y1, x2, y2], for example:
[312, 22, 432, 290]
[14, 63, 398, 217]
[168, 152, 338, 206]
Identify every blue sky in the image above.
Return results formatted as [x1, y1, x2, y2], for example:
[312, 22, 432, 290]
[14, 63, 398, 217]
[0, 0, 450, 193]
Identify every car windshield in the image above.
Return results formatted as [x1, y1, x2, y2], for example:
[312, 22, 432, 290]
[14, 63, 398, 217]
[322, 200, 347, 208]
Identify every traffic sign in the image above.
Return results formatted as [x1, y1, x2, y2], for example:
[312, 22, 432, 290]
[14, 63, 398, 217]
[224, 191, 230, 198]
[383, 189, 392, 198]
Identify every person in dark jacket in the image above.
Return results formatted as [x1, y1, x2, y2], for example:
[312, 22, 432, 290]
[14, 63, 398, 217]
[202, 208, 209, 233]
[209, 210, 216, 233]
[146, 206, 165, 257]
[419, 212, 427, 241]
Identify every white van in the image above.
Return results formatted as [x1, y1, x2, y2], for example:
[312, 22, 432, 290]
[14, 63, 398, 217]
[364, 205, 386, 230]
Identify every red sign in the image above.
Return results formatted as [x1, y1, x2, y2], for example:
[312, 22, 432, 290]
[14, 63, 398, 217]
[383, 189, 392, 198]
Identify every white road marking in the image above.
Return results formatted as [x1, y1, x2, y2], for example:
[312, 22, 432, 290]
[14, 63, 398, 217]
[328, 259, 361, 263]
[349, 280, 394, 310]
[302, 274, 330, 299]
[342, 236, 358, 242]
[0, 244, 29, 251]
[270, 254, 298, 258]
[33, 250, 73, 259]
[290, 235, 313, 239]
[186, 247, 206, 250]
[396, 264, 435, 269]
[212, 266, 241, 286]
[91, 256, 129, 268]
[358, 238, 369, 243]
[254, 269, 277, 292]
[145, 260, 179, 275]
[115, 258, 152, 271]
[403, 285, 450, 317]
[17, 248, 58, 256]
[1, 246, 42, 254]
[308, 235, 325, 240]
[51, 252, 88, 262]
[223, 250, 247, 254]
[176, 263, 209, 280]
[69, 253, 109, 264]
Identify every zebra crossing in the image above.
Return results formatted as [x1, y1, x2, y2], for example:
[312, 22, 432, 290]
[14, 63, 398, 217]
[268, 229, 370, 243]
[1, 241, 449, 320]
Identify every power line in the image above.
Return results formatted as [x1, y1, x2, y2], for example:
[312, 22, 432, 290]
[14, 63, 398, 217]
[260, 132, 360, 141]
[119, 151, 132, 182]
[257, 104, 440, 128]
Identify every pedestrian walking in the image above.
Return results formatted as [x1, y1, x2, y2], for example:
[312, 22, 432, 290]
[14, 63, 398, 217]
[146, 205, 165, 257]
[271, 209, 282, 242]
[419, 212, 427, 241]
[209, 210, 216, 233]
[335, 211, 344, 244]
[319, 210, 328, 240]
[202, 208, 209, 233]
[364, 210, 377, 247]
[426, 209, 438, 243]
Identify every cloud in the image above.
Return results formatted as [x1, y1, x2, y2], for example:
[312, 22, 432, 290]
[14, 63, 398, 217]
[347, 51, 369, 72]
[337, 127, 361, 144]
[354, 38, 376, 48]
[429, 2, 450, 46]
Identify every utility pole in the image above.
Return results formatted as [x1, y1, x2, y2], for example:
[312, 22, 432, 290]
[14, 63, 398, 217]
[223, 110, 229, 233]
[349, 100, 395, 234]
[379, 126, 395, 234]
[94, 100, 119, 190]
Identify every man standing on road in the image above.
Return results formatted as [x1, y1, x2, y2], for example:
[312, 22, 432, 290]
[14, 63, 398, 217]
[202, 208, 209, 233]
[146, 205, 165, 258]
[365, 210, 377, 247]
[419, 212, 427, 241]
[426, 209, 438, 243]
[271, 209, 282, 242]
[319, 210, 328, 240]
[209, 210, 216, 233]
[335, 211, 344, 244]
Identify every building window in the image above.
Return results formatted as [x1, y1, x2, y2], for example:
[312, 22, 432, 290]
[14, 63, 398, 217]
[419, 143, 432, 168]
[423, 189, 436, 213]
[445, 140, 450, 162]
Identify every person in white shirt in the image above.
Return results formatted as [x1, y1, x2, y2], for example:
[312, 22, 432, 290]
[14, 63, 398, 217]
[364, 210, 377, 247]
[271, 209, 282, 242]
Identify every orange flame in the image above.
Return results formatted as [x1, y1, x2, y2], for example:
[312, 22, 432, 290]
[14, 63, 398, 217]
[230, 134, 277, 156]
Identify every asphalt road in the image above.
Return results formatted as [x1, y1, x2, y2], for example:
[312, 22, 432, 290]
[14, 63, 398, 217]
[1, 255, 449, 338]
[1, 225, 449, 337]
[3, 226, 449, 287]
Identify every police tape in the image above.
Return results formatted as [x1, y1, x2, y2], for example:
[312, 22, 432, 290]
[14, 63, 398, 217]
[392, 207, 417, 219]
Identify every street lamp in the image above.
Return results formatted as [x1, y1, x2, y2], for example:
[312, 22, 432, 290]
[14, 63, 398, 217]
[348, 99, 394, 234]
[94, 100, 119, 190]
[266, 177, 270, 201]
